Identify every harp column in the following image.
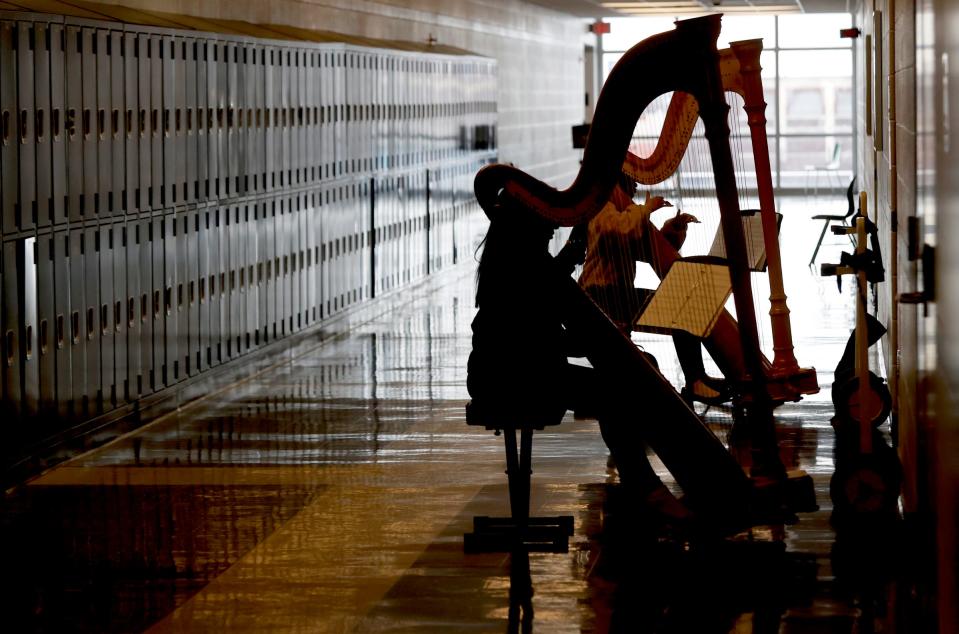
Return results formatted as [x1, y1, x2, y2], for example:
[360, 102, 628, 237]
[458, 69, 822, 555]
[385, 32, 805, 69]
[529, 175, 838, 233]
[731, 40, 818, 393]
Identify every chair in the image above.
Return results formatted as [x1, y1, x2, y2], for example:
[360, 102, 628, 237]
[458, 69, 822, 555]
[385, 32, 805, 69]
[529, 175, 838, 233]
[463, 401, 574, 553]
[804, 142, 843, 198]
[809, 177, 857, 266]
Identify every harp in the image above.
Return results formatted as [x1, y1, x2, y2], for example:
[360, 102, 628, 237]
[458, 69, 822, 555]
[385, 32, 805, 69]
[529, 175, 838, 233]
[474, 15, 810, 529]
[622, 40, 819, 403]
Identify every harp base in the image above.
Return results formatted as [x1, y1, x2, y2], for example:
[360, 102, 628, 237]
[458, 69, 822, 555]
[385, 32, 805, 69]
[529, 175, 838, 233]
[750, 468, 820, 519]
[766, 366, 821, 403]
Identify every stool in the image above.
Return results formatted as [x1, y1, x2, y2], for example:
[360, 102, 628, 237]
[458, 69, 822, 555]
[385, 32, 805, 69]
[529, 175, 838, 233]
[463, 401, 574, 553]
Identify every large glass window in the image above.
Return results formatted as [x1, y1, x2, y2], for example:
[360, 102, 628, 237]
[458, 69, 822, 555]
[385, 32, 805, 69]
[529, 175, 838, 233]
[600, 13, 855, 191]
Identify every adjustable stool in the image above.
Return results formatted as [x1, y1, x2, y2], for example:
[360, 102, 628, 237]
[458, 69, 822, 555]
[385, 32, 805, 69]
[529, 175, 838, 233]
[463, 401, 574, 553]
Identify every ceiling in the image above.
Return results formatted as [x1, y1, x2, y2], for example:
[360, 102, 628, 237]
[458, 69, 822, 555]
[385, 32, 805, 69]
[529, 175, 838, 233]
[524, 0, 852, 18]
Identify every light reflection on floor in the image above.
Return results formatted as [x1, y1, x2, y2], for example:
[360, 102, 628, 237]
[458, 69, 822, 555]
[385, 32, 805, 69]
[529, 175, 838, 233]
[2, 193, 908, 633]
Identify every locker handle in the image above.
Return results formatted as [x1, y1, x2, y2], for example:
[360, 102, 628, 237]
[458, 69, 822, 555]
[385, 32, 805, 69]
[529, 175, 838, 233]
[175, 109, 181, 135]
[56, 315, 64, 349]
[153, 290, 160, 318]
[5, 331, 13, 366]
[164, 287, 172, 315]
[36, 110, 45, 141]
[19, 110, 28, 143]
[97, 109, 106, 140]
[40, 320, 48, 355]
[1, 110, 9, 143]
[141, 294, 148, 322]
[151, 109, 158, 137]
[128, 298, 136, 327]
[139, 110, 147, 136]
[25, 326, 32, 360]
[186, 108, 193, 133]
[101, 304, 109, 335]
[71, 311, 80, 344]
[52, 109, 61, 140]
[82, 109, 91, 139]
[66, 109, 76, 138]
[163, 109, 171, 137]
[126, 110, 133, 137]
[86, 307, 94, 339]
[111, 109, 119, 138]
[114, 301, 122, 331]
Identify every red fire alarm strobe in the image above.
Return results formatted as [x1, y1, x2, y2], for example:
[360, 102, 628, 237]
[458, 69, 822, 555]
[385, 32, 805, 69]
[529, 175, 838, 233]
[840, 27, 861, 38]
[591, 21, 610, 35]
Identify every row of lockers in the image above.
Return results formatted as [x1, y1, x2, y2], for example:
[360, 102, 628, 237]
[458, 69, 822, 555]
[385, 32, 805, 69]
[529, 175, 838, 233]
[1, 161, 484, 424]
[0, 15, 497, 236]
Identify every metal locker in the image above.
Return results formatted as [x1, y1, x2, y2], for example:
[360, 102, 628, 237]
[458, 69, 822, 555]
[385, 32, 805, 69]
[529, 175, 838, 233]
[305, 191, 316, 324]
[109, 30, 124, 216]
[163, 214, 179, 382]
[1, 22, 18, 234]
[299, 193, 310, 325]
[122, 31, 138, 214]
[174, 210, 188, 376]
[263, 45, 273, 192]
[21, 238, 40, 416]
[34, 23, 53, 229]
[187, 209, 199, 373]
[304, 51, 313, 184]
[271, 46, 282, 191]
[184, 37, 197, 204]
[204, 39, 217, 202]
[195, 39, 208, 204]
[98, 225, 115, 410]
[95, 28, 111, 217]
[52, 229, 71, 416]
[196, 209, 208, 370]
[263, 200, 275, 341]
[254, 46, 265, 193]
[15, 22, 36, 232]
[83, 226, 101, 411]
[281, 48, 291, 188]
[288, 197, 299, 332]
[37, 233, 56, 414]
[67, 228, 86, 414]
[125, 218, 141, 400]
[161, 34, 176, 207]
[136, 218, 152, 394]
[291, 48, 301, 185]
[275, 197, 287, 334]
[233, 43, 246, 196]
[135, 32, 151, 213]
[150, 34, 163, 210]
[224, 205, 236, 358]
[244, 44, 256, 194]
[225, 40, 238, 197]
[208, 207, 222, 365]
[150, 215, 164, 387]
[243, 204, 256, 350]
[254, 201, 266, 343]
[231, 204, 244, 353]
[49, 23, 67, 226]
[172, 36, 186, 206]
[112, 222, 128, 404]
[216, 41, 228, 199]
[320, 51, 330, 181]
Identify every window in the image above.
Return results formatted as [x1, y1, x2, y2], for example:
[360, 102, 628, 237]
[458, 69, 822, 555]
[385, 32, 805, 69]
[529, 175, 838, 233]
[600, 12, 854, 191]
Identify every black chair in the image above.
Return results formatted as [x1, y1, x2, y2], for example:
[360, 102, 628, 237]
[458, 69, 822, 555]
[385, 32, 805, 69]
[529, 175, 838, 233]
[809, 177, 857, 266]
[463, 401, 574, 553]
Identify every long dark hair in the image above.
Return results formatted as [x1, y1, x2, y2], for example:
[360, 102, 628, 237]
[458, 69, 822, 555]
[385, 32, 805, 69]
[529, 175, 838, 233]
[474, 204, 554, 308]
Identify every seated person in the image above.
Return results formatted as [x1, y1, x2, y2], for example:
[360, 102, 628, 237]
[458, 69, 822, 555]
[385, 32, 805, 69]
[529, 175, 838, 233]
[577, 174, 729, 405]
[467, 200, 690, 525]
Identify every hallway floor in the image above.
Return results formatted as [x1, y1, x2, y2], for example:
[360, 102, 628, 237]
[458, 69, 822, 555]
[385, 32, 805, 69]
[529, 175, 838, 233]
[1, 195, 908, 633]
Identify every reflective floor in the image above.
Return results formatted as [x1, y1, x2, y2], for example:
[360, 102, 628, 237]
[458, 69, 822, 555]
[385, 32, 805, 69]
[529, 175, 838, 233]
[2, 195, 911, 632]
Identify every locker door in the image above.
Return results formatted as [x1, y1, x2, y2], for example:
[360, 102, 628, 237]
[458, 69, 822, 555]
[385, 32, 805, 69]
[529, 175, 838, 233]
[289, 197, 300, 332]
[95, 28, 111, 216]
[244, 44, 256, 194]
[161, 34, 175, 207]
[225, 205, 236, 358]
[67, 228, 86, 414]
[195, 39, 208, 204]
[163, 214, 178, 382]
[83, 226, 101, 411]
[216, 41, 228, 198]
[150, 215, 164, 388]
[254, 201, 265, 343]
[35, 23, 53, 229]
[112, 222, 128, 403]
[184, 37, 197, 204]
[150, 34, 162, 210]
[109, 30, 123, 215]
[1, 22, 18, 234]
[136, 32, 151, 212]
[135, 219, 151, 395]
[53, 229, 71, 416]
[125, 218, 141, 400]
[37, 233, 56, 414]
[291, 49, 301, 185]
[244, 204, 255, 350]
[226, 41, 238, 197]
[234, 43, 247, 196]
[263, 45, 274, 192]
[263, 200, 275, 341]
[208, 207, 222, 365]
[175, 210, 188, 375]
[204, 39, 217, 201]
[187, 209, 199, 373]
[98, 225, 115, 409]
[320, 51, 330, 181]
[17, 22, 36, 231]
[50, 23, 68, 226]
[255, 47, 265, 193]
[271, 47, 282, 190]
[228, 205, 241, 355]
[305, 191, 316, 325]
[281, 48, 290, 188]
[277, 198, 288, 335]
[122, 31, 138, 214]
[305, 52, 314, 184]
[197, 209, 209, 370]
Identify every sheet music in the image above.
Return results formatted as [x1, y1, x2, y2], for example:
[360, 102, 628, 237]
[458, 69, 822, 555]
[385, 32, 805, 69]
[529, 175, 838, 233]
[708, 212, 780, 272]
[635, 261, 732, 338]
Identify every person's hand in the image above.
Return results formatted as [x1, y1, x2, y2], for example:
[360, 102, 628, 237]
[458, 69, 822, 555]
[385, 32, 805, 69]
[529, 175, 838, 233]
[643, 191, 673, 213]
[660, 210, 701, 251]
